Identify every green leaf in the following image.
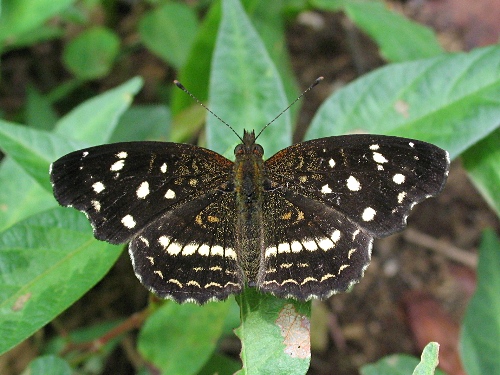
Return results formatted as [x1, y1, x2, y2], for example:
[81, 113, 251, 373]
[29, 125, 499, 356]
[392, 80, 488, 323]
[413, 342, 440, 375]
[2, 25, 63, 52]
[462, 129, 500, 218]
[0, 0, 74, 48]
[62, 26, 120, 80]
[460, 230, 500, 375]
[0, 120, 85, 193]
[26, 85, 58, 130]
[139, 2, 198, 69]
[26, 355, 72, 375]
[235, 288, 311, 375]
[309, 0, 345, 11]
[138, 301, 231, 375]
[360, 344, 445, 375]
[54, 76, 143, 145]
[208, 0, 292, 157]
[198, 353, 241, 375]
[307, 45, 500, 159]
[0, 208, 123, 355]
[172, 0, 298, 119]
[343, 1, 443, 62]
[109, 105, 170, 143]
[0, 158, 55, 232]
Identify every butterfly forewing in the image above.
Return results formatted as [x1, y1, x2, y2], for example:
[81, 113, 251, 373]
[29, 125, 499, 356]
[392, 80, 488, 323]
[50, 142, 234, 244]
[264, 135, 449, 238]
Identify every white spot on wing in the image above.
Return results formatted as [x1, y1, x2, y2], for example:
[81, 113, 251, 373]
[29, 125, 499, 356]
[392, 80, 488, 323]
[159, 236, 170, 248]
[165, 189, 176, 199]
[397, 191, 407, 203]
[121, 214, 136, 228]
[321, 184, 332, 194]
[110, 160, 125, 171]
[225, 248, 237, 259]
[166, 242, 182, 256]
[82, 151, 89, 158]
[91, 200, 101, 212]
[369, 144, 380, 150]
[303, 240, 318, 251]
[331, 230, 341, 243]
[393, 173, 405, 184]
[265, 246, 277, 257]
[160, 163, 167, 173]
[329, 158, 335, 168]
[318, 238, 334, 251]
[409, 142, 415, 148]
[373, 152, 388, 164]
[346, 176, 361, 191]
[117, 151, 128, 159]
[211, 245, 224, 256]
[92, 182, 105, 193]
[182, 243, 198, 255]
[278, 243, 291, 253]
[362, 207, 376, 221]
[291, 241, 302, 252]
[198, 244, 210, 256]
[136, 181, 150, 198]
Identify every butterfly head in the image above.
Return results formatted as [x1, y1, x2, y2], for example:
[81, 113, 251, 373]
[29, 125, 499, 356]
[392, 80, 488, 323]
[234, 130, 264, 157]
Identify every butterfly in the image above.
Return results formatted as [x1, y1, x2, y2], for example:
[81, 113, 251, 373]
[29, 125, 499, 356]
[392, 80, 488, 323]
[50, 127, 449, 304]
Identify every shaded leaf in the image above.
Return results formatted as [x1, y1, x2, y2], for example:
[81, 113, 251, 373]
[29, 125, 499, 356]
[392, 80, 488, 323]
[460, 230, 500, 375]
[0, 208, 122, 355]
[138, 301, 231, 375]
[139, 2, 198, 68]
[62, 27, 120, 80]
[307, 45, 500, 160]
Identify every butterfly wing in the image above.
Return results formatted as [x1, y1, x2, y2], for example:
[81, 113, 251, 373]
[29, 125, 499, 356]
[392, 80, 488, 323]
[259, 134, 449, 300]
[51, 142, 243, 303]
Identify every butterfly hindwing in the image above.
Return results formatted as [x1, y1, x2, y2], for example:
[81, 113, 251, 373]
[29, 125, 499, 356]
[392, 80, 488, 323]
[264, 134, 449, 238]
[259, 190, 372, 300]
[50, 142, 234, 244]
[129, 191, 243, 304]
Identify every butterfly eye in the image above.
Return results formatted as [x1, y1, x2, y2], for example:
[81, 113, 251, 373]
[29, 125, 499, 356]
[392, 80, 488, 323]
[252, 144, 264, 156]
[234, 144, 245, 155]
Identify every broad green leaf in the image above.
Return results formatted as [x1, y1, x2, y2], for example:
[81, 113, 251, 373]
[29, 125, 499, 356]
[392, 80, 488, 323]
[139, 2, 198, 68]
[307, 45, 500, 160]
[109, 105, 170, 143]
[0, 208, 122, 355]
[0, 0, 74, 48]
[460, 230, 500, 375]
[62, 27, 120, 80]
[361, 344, 445, 375]
[138, 301, 231, 375]
[26, 85, 58, 130]
[0, 120, 85, 193]
[26, 355, 72, 375]
[343, 1, 443, 62]
[235, 288, 311, 375]
[208, 0, 292, 157]
[462, 129, 500, 218]
[170, 0, 221, 115]
[54, 77, 143, 145]
[2, 25, 63, 52]
[0, 158, 55, 232]
[413, 342, 440, 375]
[172, 0, 298, 119]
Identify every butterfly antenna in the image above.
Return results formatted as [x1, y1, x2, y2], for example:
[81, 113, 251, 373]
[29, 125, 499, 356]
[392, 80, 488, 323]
[173, 80, 243, 142]
[254, 76, 324, 141]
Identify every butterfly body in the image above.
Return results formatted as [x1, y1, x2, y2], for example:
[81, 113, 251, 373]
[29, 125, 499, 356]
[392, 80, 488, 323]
[50, 132, 449, 304]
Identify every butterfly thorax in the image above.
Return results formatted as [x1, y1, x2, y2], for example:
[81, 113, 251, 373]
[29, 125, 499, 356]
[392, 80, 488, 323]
[233, 130, 266, 284]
